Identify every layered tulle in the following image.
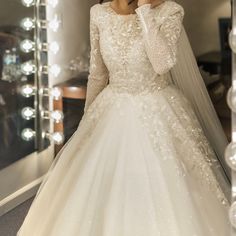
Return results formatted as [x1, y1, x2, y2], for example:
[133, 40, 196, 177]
[17, 84, 230, 236]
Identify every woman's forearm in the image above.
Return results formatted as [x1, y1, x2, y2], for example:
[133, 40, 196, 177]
[135, 2, 184, 75]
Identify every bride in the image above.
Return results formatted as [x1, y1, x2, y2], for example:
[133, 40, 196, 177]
[17, 0, 231, 235]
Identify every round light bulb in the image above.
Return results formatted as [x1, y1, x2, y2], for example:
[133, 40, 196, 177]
[21, 0, 35, 7]
[229, 29, 236, 53]
[49, 41, 60, 54]
[21, 107, 35, 120]
[21, 61, 36, 75]
[20, 39, 34, 53]
[225, 142, 236, 171]
[227, 87, 236, 113]
[48, 0, 59, 8]
[48, 15, 61, 32]
[51, 110, 64, 123]
[21, 84, 35, 97]
[50, 64, 61, 77]
[51, 87, 62, 100]
[21, 128, 35, 141]
[52, 132, 64, 145]
[21, 18, 35, 31]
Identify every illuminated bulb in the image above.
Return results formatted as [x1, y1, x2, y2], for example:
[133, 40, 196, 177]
[227, 87, 236, 113]
[233, 132, 236, 143]
[21, 17, 35, 31]
[229, 29, 236, 53]
[48, 15, 61, 32]
[21, 84, 35, 97]
[49, 64, 61, 77]
[49, 41, 60, 54]
[21, 107, 35, 120]
[225, 142, 236, 171]
[20, 39, 34, 53]
[51, 110, 64, 123]
[21, 61, 36, 75]
[52, 132, 64, 145]
[48, 0, 59, 8]
[21, 0, 35, 7]
[21, 128, 35, 141]
[51, 87, 62, 100]
[230, 202, 236, 228]
[233, 186, 236, 195]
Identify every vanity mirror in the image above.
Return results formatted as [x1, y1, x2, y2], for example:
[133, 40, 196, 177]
[0, 0, 64, 216]
[0, 0, 36, 169]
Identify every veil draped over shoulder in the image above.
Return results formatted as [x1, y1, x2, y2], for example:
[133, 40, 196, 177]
[169, 26, 231, 184]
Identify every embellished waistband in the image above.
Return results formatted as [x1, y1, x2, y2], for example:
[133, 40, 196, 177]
[108, 78, 172, 95]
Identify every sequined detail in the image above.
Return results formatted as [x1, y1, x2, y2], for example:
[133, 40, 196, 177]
[83, 0, 229, 209]
[135, 85, 229, 207]
[84, 1, 184, 111]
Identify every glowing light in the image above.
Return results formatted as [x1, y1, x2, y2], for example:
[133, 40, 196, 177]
[21, 128, 35, 141]
[20, 39, 34, 53]
[21, 84, 35, 97]
[227, 87, 236, 113]
[225, 142, 236, 171]
[21, 0, 35, 7]
[52, 132, 64, 145]
[21, 18, 35, 31]
[49, 41, 60, 54]
[48, 15, 61, 32]
[51, 87, 62, 100]
[21, 107, 35, 120]
[51, 110, 64, 123]
[49, 64, 61, 77]
[21, 61, 36, 75]
[229, 29, 236, 53]
[48, 0, 59, 8]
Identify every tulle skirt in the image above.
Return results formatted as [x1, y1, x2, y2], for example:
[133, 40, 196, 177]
[17, 84, 230, 236]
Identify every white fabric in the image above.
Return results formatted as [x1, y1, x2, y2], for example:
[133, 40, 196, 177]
[17, 1, 231, 235]
[169, 27, 231, 182]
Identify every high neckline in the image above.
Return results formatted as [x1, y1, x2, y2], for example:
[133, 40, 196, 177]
[106, 2, 137, 17]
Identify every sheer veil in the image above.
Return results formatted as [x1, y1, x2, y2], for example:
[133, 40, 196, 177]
[168, 26, 231, 185]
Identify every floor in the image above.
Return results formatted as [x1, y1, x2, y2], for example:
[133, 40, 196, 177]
[0, 197, 34, 236]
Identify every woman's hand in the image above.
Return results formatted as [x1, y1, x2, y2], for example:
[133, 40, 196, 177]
[137, 0, 165, 8]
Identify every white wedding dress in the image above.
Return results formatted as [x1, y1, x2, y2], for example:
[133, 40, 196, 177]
[17, 1, 231, 235]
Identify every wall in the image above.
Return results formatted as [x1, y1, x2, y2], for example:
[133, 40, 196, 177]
[177, 0, 231, 56]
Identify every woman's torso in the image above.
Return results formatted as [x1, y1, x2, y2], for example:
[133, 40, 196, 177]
[94, 2, 173, 95]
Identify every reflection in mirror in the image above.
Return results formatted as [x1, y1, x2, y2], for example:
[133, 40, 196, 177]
[0, 0, 35, 169]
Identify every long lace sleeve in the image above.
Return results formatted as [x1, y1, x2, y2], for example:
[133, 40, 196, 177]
[135, 1, 184, 75]
[84, 6, 109, 113]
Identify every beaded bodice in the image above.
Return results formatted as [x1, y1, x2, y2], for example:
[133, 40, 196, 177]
[84, 0, 184, 110]
[99, 3, 161, 94]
